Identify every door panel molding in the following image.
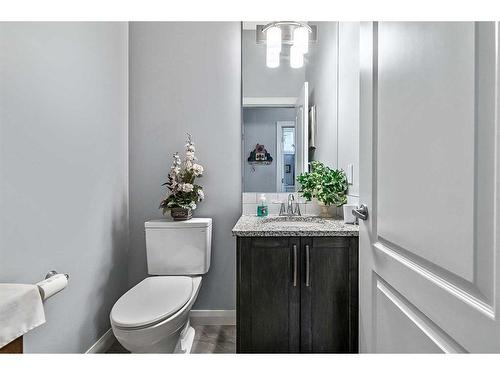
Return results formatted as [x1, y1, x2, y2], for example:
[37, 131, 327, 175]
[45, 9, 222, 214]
[371, 21, 497, 310]
[374, 244, 497, 352]
[374, 240, 494, 318]
[473, 21, 497, 306]
[375, 276, 467, 353]
[376, 22, 475, 281]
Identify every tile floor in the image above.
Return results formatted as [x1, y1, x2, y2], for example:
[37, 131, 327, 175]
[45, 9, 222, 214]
[106, 325, 236, 354]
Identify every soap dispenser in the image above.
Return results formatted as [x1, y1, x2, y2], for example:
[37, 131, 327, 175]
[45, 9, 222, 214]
[257, 194, 268, 217]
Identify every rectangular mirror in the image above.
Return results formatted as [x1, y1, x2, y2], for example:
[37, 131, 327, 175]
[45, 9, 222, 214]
[242, 21, 337, 193]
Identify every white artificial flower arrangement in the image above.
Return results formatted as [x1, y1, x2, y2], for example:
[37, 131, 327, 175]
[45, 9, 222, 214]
[160, 134, 204, 214]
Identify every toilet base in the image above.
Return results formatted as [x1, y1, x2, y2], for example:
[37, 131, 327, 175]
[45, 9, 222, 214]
[174, 320, 195, 354]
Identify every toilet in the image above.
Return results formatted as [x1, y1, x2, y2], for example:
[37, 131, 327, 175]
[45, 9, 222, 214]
[110, 218, 212, 353]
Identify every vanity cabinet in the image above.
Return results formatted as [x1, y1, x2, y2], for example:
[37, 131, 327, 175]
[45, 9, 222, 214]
[236, 236, 358, 353]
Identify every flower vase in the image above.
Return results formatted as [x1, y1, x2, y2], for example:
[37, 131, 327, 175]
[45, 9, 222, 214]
[170, 207, 193, 221]
[318, 202, 331, 218]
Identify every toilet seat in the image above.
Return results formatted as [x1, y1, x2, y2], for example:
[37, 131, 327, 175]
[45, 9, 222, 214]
[110, 276, 202, 353]
[110, 276, 193, 329]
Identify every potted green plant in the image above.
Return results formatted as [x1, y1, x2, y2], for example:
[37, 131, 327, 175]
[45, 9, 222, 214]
[159, 134, 204, 221]
[297, 161, 348, 217]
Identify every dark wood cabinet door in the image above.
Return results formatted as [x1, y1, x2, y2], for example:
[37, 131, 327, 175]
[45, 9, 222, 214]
[300, 237, 359, 353]
[237, 237, 301, 353]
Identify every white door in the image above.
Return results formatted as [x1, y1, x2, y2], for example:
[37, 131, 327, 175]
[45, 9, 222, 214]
[295, 82, 309, 176]
[359, 22, 500, 353]
[276, 121, 296, 192]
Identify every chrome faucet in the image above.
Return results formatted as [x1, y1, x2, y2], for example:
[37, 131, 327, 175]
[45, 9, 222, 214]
[279, 193, 301, 216]
[287, 194, 295, 214]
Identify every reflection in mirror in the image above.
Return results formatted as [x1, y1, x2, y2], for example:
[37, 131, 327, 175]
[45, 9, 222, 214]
[243, 107, 296, 192]
[278, 124, 296, 192]
[242, 21, 337, 193]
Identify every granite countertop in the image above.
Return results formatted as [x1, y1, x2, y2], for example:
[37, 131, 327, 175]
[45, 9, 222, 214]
[232, 215, 359, 237]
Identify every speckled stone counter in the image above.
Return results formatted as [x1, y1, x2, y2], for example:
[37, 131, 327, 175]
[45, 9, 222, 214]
[232, 215, 359, 237]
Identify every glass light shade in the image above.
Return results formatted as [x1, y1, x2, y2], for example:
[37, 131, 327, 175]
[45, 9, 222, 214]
[266, 49, 280, 68]
[266, 26, 282, 53]
[290, 45, 304, 69]
[293, 26, 309, 54]
[266, 26, 282, 68]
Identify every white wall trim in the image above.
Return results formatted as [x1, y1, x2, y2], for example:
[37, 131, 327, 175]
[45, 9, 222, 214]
[85, 328, 115, 354]
[190, 310, 236, 325]
[243, 96, 297, 107]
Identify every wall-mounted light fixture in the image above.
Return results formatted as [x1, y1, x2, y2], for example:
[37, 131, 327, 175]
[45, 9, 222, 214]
[257, 21, 317, 69]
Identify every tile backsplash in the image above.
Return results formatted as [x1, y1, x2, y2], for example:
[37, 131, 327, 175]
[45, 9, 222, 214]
[242, 192, 341, 216]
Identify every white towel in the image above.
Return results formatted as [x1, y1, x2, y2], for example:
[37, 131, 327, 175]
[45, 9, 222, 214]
[0, 284, 46, 348]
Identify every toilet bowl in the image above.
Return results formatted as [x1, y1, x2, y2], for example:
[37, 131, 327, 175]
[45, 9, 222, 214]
[110, 276, 202, 353]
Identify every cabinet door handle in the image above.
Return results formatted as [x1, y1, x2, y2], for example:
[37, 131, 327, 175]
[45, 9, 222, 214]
[293, 244, 298, 287]
[305, 245, 310, 287]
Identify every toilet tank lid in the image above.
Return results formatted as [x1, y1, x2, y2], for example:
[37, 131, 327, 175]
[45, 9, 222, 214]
[145, 218, 212, 229]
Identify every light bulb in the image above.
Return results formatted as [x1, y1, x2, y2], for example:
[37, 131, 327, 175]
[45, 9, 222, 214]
[290, 45, 304, 69]
[266, 49, 280, 68]
[266, 26, 282, 68]
[266, 26, 282, 53]
[293, 26, 309, 54]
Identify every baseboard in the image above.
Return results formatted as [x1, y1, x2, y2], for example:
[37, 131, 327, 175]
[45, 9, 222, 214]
[85, 328, 115, 354]
[85, 310, 235, 353]
[190, 310, 236, 326]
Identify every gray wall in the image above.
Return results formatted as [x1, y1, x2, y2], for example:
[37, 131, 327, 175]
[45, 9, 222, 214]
[306, 22, 360, 203]
[242, 29, 305, 98]
[338, 22, 360, 201]
[306, 22, 339, 168]
[0, 22, 129, 353]
[243, 107, 296, 192]
[129, 22, 241, 309]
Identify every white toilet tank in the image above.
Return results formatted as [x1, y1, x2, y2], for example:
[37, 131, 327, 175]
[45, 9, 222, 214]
[144, 218, 212, 275]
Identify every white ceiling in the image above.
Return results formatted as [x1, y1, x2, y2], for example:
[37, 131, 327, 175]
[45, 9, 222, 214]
[242, 22, 268, 30]
[242, 21, 311, 31]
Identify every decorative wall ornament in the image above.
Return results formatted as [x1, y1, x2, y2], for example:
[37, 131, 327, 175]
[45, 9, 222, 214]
[248, 143, 273, 165]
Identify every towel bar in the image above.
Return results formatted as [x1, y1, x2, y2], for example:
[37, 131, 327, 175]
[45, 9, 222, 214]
[45, 270, 69, 280]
